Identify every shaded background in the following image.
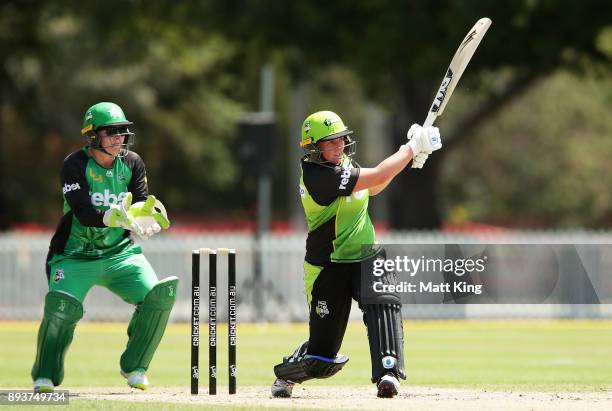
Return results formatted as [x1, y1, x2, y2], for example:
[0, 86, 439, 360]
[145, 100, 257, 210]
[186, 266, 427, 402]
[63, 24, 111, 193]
[2, 0, 612, 231]
[2, 3, 612, 398]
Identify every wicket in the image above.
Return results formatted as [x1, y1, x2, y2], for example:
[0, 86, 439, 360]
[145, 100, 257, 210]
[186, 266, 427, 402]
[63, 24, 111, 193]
[191, 248, 237, 395]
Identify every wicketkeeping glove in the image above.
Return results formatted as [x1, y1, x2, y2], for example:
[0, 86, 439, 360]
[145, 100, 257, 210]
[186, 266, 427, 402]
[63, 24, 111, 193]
[129, 195, 170, 239]
[103, 192, 144, 236]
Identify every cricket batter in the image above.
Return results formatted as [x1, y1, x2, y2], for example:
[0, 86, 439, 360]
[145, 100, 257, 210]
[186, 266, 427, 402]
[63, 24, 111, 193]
[31, 102, 176, 392]
[271, 111, 441, 398]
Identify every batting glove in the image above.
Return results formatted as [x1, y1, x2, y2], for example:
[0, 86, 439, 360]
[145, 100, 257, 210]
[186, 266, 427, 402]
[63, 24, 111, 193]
[407, 124, 442, 157]
[411, 152, 430, 169]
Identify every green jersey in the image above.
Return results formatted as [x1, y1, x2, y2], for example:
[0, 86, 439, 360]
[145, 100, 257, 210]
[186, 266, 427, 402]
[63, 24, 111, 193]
[300, 156, 376, 264]
[48, 148, 148, 259]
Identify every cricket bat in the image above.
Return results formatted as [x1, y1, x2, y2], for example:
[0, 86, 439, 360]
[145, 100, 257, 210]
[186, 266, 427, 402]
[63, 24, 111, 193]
[424, 17, 492, 128]
[412, 17, 491, 168]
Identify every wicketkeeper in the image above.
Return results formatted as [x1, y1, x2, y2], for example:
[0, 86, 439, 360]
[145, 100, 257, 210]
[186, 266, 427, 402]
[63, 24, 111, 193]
[271, 111, 441, 398]
[31, 102, 176, 392]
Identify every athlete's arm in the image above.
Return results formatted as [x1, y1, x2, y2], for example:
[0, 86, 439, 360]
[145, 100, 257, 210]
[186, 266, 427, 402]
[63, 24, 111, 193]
[125, 152, 148, 203]
[368, 179, 393, 197]
[302, 161, 360, 206]
[60, 156, 106, 227]
[353, 145, 413, 193]
[353, 124, 442, 195]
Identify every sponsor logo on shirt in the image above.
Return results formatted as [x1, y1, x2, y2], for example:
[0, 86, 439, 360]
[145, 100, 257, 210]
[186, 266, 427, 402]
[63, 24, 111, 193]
[62, 182, 81, 194]
[338, 169, 351, 190]
[90, 190, 128, 207]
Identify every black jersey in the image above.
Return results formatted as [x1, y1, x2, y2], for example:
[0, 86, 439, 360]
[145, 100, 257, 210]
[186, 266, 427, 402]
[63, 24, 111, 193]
[299, 156, 376, 264]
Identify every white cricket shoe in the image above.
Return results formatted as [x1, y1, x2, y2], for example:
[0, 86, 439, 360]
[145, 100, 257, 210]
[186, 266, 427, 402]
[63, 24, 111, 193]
[271, 378, 294, 398]
[121, 368, 149, 390]
[376, 373, 400, 398]
[33, 378, 54, 393]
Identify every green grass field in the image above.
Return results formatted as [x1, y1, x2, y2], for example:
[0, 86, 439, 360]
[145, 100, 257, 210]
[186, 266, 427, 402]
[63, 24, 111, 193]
[2, 319, 611, 394]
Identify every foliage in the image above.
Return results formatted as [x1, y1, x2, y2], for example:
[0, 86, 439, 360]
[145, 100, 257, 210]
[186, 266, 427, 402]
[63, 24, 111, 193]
[441, 70, 612, 228]
[2, 1, 612, 228]
[0, 2, 246, 224]
[202, 0, 612, 228]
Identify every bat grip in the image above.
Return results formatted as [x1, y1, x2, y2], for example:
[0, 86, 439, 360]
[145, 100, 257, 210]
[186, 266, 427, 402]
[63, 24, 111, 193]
[423, 112, 436, 128]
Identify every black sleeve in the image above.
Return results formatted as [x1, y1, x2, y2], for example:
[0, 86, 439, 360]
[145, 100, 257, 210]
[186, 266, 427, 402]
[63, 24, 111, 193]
[124, 151, 148, 203]
[61, 151, 106, 227]
[302, 161, 360, 206]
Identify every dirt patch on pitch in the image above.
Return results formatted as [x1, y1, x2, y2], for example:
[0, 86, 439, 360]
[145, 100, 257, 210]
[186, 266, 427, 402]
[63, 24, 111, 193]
[72, 386, 612, 410]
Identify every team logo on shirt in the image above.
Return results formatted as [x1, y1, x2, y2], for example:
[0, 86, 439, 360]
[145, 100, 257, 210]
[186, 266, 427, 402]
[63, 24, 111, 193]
[89, 169, 104, 183]
[316, 300, 330, 318]
[54, 268, 65, 283]
[118, 173, 126, 182]
[106, 170, 113, 178]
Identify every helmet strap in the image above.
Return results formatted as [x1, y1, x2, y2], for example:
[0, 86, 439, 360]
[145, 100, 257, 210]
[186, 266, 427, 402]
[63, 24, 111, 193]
[85, 130, 131, 158]
[98, 147, 116, 158]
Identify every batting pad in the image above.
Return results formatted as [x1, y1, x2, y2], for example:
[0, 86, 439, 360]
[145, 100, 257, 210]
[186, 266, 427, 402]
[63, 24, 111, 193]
[120, 276, 179, 372]
[364, 303, 406, 382]
[31, 291, 84, 386]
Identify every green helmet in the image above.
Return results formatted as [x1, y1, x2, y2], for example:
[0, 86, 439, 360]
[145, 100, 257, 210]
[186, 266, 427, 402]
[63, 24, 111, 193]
[300, 111, 355, 163]
[81, 102, 135, 155]
[300, 111, 353, 146]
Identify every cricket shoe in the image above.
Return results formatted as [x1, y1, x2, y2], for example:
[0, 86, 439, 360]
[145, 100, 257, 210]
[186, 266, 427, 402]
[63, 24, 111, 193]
[376, 373, 399, 398]
[33, 378, 54, 393]
[121, 368, 149, 390]
[271, 378, 294, 398]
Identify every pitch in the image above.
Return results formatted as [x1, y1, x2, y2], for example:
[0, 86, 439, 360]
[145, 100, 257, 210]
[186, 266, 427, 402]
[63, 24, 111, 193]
[2, 320, 611, 409]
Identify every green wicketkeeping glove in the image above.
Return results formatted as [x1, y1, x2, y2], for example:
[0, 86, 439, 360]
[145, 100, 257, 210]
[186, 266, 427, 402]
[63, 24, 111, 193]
[129, 195, 170, 239]
[103, 192, 144, 236]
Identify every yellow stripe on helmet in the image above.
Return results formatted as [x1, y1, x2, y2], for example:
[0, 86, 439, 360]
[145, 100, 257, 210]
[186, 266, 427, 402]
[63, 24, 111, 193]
[81, 124, 94, 134]
[300, 137, 313, 147]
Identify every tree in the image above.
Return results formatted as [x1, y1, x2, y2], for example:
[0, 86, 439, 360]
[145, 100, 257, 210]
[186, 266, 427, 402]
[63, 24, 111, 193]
[201, 0, 612, 228]
[0, 1, 247, 225]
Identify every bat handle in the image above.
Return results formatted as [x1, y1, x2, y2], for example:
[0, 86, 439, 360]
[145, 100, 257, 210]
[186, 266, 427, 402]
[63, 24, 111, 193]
[423, 112, 436, 128]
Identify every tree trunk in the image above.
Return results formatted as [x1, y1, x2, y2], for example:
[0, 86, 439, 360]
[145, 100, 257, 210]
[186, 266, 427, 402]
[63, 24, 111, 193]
[388, 74, 539, 229]
[388, 83, 442, 229]
[389, 154, 442, 229]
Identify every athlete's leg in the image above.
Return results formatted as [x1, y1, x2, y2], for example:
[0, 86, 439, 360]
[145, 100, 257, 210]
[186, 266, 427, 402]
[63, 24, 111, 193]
[102, 246, 159, 305]
[352, 251, 406, 397]
[102, 246, 178, 387]
[306, 262, 353, 358]
[32, 257, 99, 390]
[273, 262, 351, 396]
